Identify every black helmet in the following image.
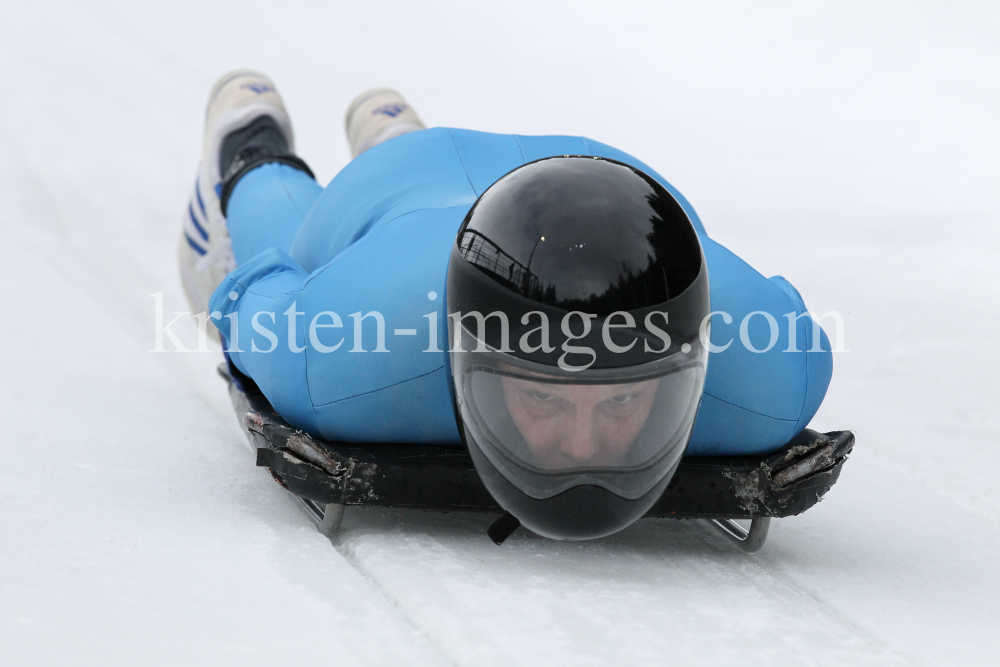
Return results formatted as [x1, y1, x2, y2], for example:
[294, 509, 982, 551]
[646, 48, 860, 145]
[447, 156, 710, 541]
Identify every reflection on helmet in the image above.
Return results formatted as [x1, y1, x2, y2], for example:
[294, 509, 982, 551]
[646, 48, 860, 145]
[447, 156, 710, 541]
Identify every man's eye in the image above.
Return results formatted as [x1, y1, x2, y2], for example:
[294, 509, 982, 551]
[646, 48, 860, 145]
[609, 393, 637, 404]
[527, 390, 556, 401]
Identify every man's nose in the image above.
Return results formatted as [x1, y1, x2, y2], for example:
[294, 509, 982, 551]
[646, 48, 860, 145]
[560, 410, 599, 462]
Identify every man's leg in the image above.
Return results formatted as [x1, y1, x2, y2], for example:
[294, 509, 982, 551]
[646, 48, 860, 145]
[219, 86, 425, 268]
[226, 162, 321, 265]
[178, 70, 317, 316]
[344, 89, 425, 157]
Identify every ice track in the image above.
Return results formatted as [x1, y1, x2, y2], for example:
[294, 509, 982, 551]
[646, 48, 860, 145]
[1, 2, 999, 665]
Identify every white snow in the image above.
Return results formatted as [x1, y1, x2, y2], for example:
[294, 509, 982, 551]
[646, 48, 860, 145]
[1, 1, 998, 665]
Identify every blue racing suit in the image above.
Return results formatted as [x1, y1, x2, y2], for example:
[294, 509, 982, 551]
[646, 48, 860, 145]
[210, 128, 832, 455]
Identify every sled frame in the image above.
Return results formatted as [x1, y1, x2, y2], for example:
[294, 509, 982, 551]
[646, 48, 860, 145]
[221, 363, 853, 551]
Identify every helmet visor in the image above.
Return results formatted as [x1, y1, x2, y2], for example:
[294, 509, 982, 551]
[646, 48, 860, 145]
[454, 334, 706, 501]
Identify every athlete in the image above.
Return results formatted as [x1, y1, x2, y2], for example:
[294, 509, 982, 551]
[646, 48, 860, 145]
[180, 71, 833, 540]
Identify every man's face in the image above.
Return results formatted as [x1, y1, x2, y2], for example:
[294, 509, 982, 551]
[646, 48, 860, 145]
[500, 376, 660, 469]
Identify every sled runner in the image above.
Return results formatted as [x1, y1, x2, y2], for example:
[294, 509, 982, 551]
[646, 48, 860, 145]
[221, 363, 854, 552]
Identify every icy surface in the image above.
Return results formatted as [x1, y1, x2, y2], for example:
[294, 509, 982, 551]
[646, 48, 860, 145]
[1, 1, 998, 665]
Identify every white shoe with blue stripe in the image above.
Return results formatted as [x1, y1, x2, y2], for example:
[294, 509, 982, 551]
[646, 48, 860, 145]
[178, 70, 294, 320]
[345, 88, 424, 158]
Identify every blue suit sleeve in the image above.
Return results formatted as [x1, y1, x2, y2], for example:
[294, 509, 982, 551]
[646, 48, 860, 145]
[686, 237, 834, 455]
[209, 247, 320, 434]
[768, 275, 834, 435]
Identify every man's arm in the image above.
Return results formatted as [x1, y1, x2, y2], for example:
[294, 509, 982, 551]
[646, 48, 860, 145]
[687, 236, 833, 455]
[210, 247, 320, 434]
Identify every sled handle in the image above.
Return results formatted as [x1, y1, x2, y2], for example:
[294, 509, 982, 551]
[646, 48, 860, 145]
[291, 495, 345, 537]
[709, 517, 770, 552]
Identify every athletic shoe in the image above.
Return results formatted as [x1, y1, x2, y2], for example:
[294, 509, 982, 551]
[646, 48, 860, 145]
[177, 70, 297, 318]
[345, 88, 425, 158]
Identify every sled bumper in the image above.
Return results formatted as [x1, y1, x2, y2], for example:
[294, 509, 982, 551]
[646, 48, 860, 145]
[225, 364, 853, 520]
